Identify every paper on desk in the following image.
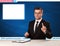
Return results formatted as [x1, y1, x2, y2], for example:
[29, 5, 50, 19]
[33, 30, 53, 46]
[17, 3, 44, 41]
[12, 37, 31, 43]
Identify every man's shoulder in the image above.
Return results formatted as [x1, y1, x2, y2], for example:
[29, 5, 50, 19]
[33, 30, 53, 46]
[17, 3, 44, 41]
[29, 19, 50, 25]
[42, 19, 49, 23]
[42, 19, 50, 26]
[29, 20, 35, 23]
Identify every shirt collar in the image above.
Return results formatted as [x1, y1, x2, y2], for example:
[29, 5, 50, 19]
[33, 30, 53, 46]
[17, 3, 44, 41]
[35, 18, 42, 23]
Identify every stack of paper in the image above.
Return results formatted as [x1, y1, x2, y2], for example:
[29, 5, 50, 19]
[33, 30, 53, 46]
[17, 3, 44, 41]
[12, 37, 31, 43]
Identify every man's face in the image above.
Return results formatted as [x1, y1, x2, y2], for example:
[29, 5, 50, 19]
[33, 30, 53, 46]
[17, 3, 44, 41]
[34, 9, 43, 20]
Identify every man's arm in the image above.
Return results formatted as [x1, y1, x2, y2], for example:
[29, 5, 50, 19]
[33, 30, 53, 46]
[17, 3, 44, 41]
[41, 22, 52, 39]
[45, 23, 52, 39]
[24, 22, 31, 38]
[28, 22, 31, 38]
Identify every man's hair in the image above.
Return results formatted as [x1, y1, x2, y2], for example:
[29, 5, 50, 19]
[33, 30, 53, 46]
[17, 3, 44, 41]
[34, 7, 43, 11]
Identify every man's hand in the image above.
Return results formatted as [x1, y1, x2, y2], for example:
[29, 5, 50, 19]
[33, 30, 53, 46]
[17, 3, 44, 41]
[41, 23, 47, 33]
[25, 32, 29, 37]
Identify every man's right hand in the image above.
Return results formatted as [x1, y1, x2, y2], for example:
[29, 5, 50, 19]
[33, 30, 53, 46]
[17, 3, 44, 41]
[24, 32, 29, 37]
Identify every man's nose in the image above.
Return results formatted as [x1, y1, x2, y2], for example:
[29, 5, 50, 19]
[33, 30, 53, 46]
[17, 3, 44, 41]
[36, 14, 39, 16]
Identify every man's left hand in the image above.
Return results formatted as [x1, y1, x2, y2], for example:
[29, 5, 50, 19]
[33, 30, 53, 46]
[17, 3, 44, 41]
[41, 23, 47, 33]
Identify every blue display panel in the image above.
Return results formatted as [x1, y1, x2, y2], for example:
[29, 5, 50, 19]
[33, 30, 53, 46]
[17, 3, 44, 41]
[0, 2, 60, 37]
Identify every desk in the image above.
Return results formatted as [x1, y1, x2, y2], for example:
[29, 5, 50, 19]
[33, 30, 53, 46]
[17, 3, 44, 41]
[0, 40, 60, 46]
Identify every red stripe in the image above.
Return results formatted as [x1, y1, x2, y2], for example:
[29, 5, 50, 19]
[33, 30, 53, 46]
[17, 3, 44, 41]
[0, 0, 13, 2]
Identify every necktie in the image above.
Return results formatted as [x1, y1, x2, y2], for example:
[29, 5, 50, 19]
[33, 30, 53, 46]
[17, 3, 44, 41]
[35, 21, 38, 33]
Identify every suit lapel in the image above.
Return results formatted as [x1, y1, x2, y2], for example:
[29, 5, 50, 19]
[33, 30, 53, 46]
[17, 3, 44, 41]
[36, 19, 43, 29]
[32, 19, 44, 34]
[31, 20, 35, 33]
[34, 19, 44, 34]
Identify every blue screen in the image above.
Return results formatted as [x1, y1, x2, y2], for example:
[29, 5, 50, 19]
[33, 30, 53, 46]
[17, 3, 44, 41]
[0, 2, 60, 37]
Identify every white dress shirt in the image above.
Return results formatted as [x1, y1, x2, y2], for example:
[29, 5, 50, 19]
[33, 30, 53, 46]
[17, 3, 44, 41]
[34, 18, 42, 32]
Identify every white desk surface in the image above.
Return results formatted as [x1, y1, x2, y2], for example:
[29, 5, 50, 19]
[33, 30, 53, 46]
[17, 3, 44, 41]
[0, 40, 60, 46]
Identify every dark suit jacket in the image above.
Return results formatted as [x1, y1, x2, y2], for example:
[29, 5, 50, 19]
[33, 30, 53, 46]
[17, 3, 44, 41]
[28, 19, 52, 39]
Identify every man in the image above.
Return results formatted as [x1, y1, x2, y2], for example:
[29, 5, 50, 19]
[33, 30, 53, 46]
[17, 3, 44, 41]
[25, 7, 52, 39]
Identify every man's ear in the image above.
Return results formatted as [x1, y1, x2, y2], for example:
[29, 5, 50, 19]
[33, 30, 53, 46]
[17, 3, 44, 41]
[41, 10, 43, 16]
